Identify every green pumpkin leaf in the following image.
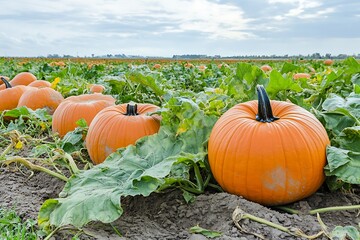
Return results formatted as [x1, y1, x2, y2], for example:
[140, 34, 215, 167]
[280, 62, 301, 74]
[330, 226, 360, 240]
[343, 57, 360, 74]
[38, 95, 217, 229]
[126, 72, 165, 96]
[337, 126, 360, 152]
[189, 225, 222, 238]
[4, 106, 30, 118]
[266, 70, 302, 98]
[325, 127, 360, 186]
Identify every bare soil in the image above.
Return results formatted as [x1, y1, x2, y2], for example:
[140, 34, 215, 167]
[0, 167, 359, 240]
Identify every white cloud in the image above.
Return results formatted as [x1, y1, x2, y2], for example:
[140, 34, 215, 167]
[299, 7, 335, 19]
[268, 0, 333, 20]
[1, 0, 254, 41]
[0, 0, 358, 57]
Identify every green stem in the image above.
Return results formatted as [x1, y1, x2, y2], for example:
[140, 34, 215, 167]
[192, 162, 204, 192]
[256, 85, 279, 123]
[0, 142, 14, 159]
[3, 157, 69, 182]
[63, 152, 80, 174]
[275, 204, 360, 215]
[273, 206, 300, 214]
[0, 77, 12, 88]
[179, 185, 203, 194]
[207, 183, 224, 192]
[43, 227, 60, 240]
[309, 205, 360, 215]
[110, 223, 123, 237]
[178, 181, 204, 194]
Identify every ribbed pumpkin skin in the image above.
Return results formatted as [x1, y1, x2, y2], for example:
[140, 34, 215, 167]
[52, 94, 116, 137]
[86, 103, 160, 164]
[0, 72, 36, 90]
[208, 100, 330, 206]
[28, 80, 51, 88]
[17, 87, 64, 114]
[0, 85, 28, 111]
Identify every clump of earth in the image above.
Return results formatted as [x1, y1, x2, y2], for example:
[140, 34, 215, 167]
[1, 167, 359, 239]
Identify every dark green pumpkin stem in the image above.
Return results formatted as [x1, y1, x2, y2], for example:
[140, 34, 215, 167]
[256, 85, 279, 123]
[0, 77, 12, 88]
[125, 103, 138, 116]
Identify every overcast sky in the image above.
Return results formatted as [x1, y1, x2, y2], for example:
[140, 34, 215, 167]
[1, 0, 359, 57]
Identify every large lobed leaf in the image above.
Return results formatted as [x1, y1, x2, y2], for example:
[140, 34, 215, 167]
[325, 126, 360, 188]
[38, 95, 218, 230]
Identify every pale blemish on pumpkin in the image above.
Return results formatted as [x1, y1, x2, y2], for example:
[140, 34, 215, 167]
[264, 167, 286, 190]
[105, 146, 114, 158]
[264, 167, 300, 194]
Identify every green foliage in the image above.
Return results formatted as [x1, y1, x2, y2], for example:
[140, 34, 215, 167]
[1, 57, 359, 232]
[189, 225, 223, 238]
[330, 225, 360, 240]
[38, 93, 219, 229]
[313, 93, 360, 190]
[0, 207, 43, 240]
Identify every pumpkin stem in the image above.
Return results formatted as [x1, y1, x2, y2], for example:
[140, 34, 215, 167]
[256, 85, 279, 123]
[125, 103, 138, 116]
[0, 77, 12, 88]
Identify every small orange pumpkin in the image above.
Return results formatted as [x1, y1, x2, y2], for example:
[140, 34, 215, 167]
[86, 103, 161, 164]
[218, 63, 229, 69]
[52, 94, 116, 137]
[0, 72, 37, 90]
[17, 87, 64, 114]
[260, 65, 272, 72]
[198, 65, 206, 71]
[28, 80, 52, 88]
[0, 77, 29, 111]
[89, 84, 106, 93]
[208, 85, 329, 206]
[184, 62, 194, 68]
[153, 63, 162, 69]
[293, 73, 311, 80]
[324, 59, 333, 66]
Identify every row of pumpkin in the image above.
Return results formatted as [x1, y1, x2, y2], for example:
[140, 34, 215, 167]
[1, 72, 330, 206]
[0, 72, 161, 165]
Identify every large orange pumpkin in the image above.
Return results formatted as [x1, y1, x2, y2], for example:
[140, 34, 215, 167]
[52, 94, 116, 137]
[208, 85, 329, 206]
[17, 87, 64, 114]
[86, 103, 161, 164]
[0, 72, 37, 90]
[0, 77, 29, 111]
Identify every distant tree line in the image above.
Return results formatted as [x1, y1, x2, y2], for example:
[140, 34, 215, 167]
[172, 53, 360, 60]
[45, 53, 359, 59]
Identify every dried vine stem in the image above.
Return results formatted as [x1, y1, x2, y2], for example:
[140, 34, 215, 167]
[232, 206, 324, 239]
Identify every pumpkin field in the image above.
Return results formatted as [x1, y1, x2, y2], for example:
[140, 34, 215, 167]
[0, 57, 359, 239]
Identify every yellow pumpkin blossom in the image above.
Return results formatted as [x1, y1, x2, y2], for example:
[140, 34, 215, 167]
[51, 77, 61, 89]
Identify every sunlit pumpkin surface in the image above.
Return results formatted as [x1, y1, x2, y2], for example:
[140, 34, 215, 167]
[17, 87, 64, 114]
[86, 103, 161, 164]
[52, 94, 116, 137]
[208, 100, 330, 206]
